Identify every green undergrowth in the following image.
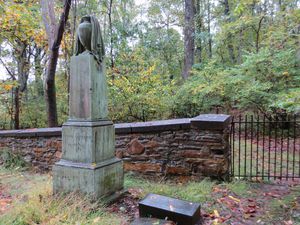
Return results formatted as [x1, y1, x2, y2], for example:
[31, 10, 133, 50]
[0, 148, 28, 171]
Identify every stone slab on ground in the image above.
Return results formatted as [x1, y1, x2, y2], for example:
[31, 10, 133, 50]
[139, 193, 201, 225]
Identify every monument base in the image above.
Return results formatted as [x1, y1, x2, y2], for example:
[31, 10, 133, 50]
[53, 158, 123, 199]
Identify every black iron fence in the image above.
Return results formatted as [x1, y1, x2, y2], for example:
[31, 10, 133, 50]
[230, 115, 300, 180]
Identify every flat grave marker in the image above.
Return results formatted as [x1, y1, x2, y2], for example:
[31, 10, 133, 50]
[139, 193, 201, 225]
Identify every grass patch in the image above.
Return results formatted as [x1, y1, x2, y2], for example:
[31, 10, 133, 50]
[223, 180, 251, 196]
[125, 174, 215, 202]
[0, 169, 124, 225]
[266, 186, 300, 223]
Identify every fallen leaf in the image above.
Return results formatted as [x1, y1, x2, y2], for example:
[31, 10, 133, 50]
[93, 217, 101, 223]
[229, 195, 240, 203]
[214, 209, 220, 218]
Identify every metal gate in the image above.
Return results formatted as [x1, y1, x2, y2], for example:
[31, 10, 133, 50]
[230, 115, 300, 180]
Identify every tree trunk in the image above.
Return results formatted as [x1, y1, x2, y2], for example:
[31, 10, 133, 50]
[207, 1, 212, 58]
[108, 0, 114, 70]
[255, 16, 264, 53]
[182, 0, 195, 80]
[224, 0, 235, 64]
[13, 87, 20, 129]
[237, 29, 243, 64]
[195, 0, 202, 63]
[44, 0, 72, 127]
[34, 47, 44, 96]
[14, 41, 29, 129]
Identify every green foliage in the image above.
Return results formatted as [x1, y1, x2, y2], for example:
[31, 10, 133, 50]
[0, 149, 27, 170]
[271, 88, 300, 113]
[108, 49, 174, 122]
[19, 96, 47, 128]
[0, 0, 299, 128]
[16, 72, 69, 128]
[173, 61, 231, 117]
[0, 80, 18, 129]
[0, 0, 46, 47]
[173, 48, 300, 116]
[231, 48, 299, 114]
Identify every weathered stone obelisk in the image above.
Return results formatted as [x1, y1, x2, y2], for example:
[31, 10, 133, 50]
[53, 15, 123, 199]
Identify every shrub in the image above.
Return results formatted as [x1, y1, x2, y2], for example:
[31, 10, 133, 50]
[173, 48, 300, 117]
[0, 148, 28, 170]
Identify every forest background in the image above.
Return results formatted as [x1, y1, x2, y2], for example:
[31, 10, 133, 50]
[0, 0, 299, 129]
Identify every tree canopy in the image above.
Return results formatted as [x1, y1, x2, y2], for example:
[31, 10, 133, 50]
[0, 0, 299, 129]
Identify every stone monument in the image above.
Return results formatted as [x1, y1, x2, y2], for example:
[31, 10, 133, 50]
[53, 15, 123, 199]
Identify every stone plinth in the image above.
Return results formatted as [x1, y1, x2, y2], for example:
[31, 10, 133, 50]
[53, 158, 123, 198]
[61, 121, 115, 163]
[53, 53, 123, 199]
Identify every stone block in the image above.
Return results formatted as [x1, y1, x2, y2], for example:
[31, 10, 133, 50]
[124, 162, 162, 173]
[191, 114, 231, 130]
[145, 140, 159, 148]
[115, 150, 123, 158]
[53, 158, 123, 199]
[165, 165, 190, 175]
[62, 121, 115, 163]
[179, 150, 210, 158]
[69, 55, 108, 120]
[127, 138, 145, 155]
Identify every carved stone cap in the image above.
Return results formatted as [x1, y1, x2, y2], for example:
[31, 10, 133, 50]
[191, 114, 231, 130]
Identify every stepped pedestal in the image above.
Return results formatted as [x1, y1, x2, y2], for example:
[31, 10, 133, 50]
[53, 54, 123, 199]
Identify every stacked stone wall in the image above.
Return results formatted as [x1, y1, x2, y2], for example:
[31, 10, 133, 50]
[0, 115, 231, 178]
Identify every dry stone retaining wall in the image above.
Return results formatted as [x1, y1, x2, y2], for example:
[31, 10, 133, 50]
[0, 114, 231, 179]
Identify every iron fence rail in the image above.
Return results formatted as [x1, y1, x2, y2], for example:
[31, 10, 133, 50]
[230, 115, 300, 180]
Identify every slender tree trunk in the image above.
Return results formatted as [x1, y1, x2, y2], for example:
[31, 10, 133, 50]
[44, 0, 72, 127]
[224, 0, 235, 64]
[14, 42, 29, 129]
[255, 16, 265, 53]
[195, 0, 202, 63]
[17, 42, 29, 93]
[34, 47, 44, 96]
[182, 0, 195, 80]
[278, 0, 282, 10]
[108, 0, 114, 70]
[207, 1, 212, 58]
[13, 87, 20, 129]
[237, 29, 243, 64]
